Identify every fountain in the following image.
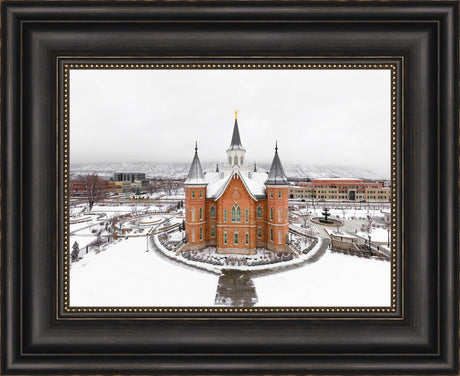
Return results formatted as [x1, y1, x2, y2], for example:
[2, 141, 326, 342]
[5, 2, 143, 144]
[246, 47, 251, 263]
[311, 207, 344, 227]
[319, 208, 333, 224]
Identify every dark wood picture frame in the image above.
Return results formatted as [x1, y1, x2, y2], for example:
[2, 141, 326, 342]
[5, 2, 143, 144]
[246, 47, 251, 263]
[1, 1, 458, 374]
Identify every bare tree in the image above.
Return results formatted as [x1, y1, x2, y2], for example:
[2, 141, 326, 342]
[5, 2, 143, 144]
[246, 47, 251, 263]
[81, 174, 104, 211]
[299, 214, 309, 228]
[145, 183, 157, 196]
[365, 215, 374, 234]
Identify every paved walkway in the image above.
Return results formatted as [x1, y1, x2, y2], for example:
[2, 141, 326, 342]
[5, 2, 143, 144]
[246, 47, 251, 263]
[305, 238, 330, 264]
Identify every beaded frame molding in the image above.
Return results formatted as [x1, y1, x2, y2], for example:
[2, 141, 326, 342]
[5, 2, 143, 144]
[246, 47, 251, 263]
[60, 60, 400, 317]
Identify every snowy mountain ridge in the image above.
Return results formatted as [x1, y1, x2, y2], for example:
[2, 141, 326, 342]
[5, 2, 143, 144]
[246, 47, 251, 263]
[70, 162, 386, 180]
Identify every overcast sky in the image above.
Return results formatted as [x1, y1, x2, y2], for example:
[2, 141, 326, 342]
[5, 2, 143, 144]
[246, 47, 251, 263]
[70, 69, 391, 177]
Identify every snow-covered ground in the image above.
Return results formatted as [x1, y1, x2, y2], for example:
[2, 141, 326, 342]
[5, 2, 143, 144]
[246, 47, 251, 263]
[70, 236, 218, 306]
[70, 233, 391, 307]
[253, 249, 391, 307]
[69, 204, 391, 307]
[357, 228, 390, 243]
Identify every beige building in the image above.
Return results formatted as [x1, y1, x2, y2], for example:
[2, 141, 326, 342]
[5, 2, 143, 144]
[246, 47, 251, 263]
[289, 179, 391, 201]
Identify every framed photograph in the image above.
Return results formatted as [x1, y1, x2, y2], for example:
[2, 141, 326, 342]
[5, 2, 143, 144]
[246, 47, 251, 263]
[67, 66, 394, 310]
[2, 1, 458, 375]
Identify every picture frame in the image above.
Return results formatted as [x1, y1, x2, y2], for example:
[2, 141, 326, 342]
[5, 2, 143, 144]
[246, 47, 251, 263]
[1, 1, 458, 375]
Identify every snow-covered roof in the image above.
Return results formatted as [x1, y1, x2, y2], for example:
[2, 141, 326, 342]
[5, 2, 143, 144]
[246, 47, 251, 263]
[205, 170, 267, 201]
[203, 171, 223, 185]
[240, 172, 267, 199]
[250, 171, 270, 186]
[206, 174, 229, 198]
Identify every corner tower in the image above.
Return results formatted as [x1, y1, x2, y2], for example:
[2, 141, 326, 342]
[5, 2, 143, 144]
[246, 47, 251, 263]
[184, 143, 208, 250]
[265, 142, 290, 252]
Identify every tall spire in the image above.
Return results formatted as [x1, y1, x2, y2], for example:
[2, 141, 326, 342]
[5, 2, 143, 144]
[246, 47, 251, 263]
[253, 162, 257, 172]
[266, 142, 288, 185]
[184, 142, 206, 185]
[227, 113, 245, 152]
[216, 163, 219, 172]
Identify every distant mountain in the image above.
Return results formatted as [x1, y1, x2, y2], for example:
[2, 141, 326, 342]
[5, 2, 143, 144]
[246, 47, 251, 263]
[70, 162, 386, 180]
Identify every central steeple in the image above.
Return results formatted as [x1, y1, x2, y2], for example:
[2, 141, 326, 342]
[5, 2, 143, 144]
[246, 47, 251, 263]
[226, 111, 247, 169]
[227, 111, 246, 152]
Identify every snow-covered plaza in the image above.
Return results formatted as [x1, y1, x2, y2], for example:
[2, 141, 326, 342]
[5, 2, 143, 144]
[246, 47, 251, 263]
[69, 202, 391, 307]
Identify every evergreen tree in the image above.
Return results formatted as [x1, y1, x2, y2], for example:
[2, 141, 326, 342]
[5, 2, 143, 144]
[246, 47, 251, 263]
[71, 241, 80, 262]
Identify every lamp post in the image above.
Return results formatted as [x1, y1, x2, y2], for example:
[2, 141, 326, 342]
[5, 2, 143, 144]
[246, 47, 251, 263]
[146, 233, 149, 252]
[387, 228, 390, 247]
[368, 235, 372, 256]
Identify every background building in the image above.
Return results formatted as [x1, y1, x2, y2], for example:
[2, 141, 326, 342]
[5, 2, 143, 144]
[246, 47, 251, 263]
[290, 178, 391, 201]
[112, 172, 146, 182]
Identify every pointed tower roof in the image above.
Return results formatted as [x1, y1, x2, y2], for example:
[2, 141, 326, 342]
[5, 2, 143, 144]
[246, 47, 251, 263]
[216, 163, 219, 172]
[265, 142, 288, 185]
[253, 162, 257, 172]
[184, 142, 207, 185]
[227, 111, 246, 152]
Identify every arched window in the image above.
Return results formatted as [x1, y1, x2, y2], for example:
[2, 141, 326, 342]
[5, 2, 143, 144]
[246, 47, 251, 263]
[234, 231, 239, 245]
[223, 209, 227, 222]
[245, 231, 249, 245]
[270, 208, 273, 221]
[240, 156, 243, 164]
[234, 156, 238, 165]
[258, 227, 262, 238]
[224, 231, 227, 245]
[200, 207, 203, 220]
[257, 206, 262, 218]
[270, 228, 273, 242]
[245, 209, 249, 222]
[278, 208, 282, 222]
[210, 206, 215, 218]
[231, 204, 241, 222]
[211, 226, 215, 237]
[200, 227, 203, 241]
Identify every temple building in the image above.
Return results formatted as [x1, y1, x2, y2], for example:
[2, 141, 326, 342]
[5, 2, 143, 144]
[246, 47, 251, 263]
[184, 112, 289, 255]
